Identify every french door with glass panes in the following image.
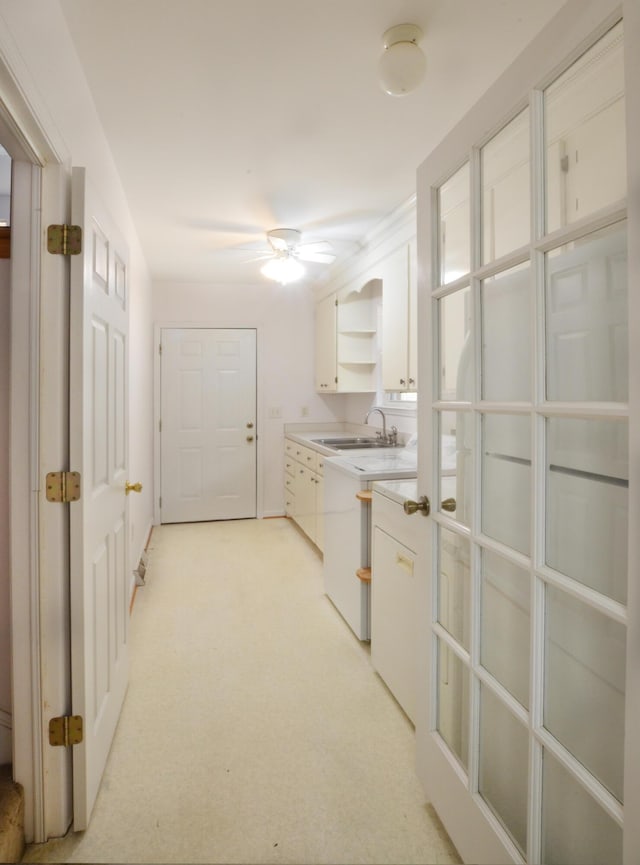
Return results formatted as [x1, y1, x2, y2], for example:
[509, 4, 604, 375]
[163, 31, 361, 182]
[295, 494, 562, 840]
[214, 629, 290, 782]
[415, 8, 638, 864]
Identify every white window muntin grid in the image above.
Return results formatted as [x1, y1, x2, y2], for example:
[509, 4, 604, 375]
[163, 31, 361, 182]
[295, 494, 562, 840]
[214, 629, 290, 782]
[429, 43, 628, 861]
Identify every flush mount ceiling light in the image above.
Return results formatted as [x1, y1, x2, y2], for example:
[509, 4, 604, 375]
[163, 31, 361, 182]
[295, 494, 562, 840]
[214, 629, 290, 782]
[260, 254, 306, 285]
[379, 24, 426, 97]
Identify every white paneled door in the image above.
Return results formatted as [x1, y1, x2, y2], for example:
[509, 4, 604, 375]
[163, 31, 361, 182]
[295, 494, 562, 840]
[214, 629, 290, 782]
[416, 11, 637, 865]
[69, 168, 130, 830]
[160, 328, 257, 523]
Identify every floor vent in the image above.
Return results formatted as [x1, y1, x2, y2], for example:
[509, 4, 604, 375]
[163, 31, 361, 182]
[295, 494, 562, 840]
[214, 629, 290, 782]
[134, 551, 149, 586]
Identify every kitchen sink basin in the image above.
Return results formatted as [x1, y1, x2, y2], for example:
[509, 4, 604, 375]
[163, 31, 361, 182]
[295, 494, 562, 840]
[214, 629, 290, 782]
[312, 437, 393, 449]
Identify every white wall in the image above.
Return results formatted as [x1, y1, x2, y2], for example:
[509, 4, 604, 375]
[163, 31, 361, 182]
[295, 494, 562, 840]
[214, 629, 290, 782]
[153, 279, 348, 517]
[0, 0, 155, 581]
[0, 258, 11, 764]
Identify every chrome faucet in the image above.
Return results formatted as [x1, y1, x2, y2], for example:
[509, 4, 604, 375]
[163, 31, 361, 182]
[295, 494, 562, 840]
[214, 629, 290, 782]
[364, 409, 398, 446]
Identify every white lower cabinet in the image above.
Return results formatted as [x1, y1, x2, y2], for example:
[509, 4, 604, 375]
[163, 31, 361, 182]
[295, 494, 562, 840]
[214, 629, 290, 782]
[284, 437, 324, 552]
[371, 488, 418, 723]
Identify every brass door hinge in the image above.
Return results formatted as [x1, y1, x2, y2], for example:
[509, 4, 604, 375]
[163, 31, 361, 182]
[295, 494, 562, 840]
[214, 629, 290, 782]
[45, 471, 81, 503]
[47, 224, 82, 256]
[49, 715, 83, 747]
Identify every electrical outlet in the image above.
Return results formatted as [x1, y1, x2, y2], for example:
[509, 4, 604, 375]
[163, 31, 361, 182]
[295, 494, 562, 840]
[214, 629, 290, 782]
[268, 406, 282, 419]
[301, 406, 309, 417]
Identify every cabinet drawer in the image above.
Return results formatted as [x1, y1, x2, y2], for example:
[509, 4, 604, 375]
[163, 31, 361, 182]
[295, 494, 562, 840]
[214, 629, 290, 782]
[284, 489, 296, 516]
[294, 443, 318, 472]
[372, 491, 419, 552]
[285, 438, 297, 459]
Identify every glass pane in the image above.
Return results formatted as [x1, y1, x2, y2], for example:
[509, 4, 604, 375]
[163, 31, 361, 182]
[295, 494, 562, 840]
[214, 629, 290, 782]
[545, 21, 625, 233]
[546, 417, 628, 603]
[545, 585, 626, 801]
[439, 411, 471, 525]
[481, 109, 530, 263]
[542, 749, 623, 865]
[436, 639, 469, 770]
[438, 287, 472, 401]
[546, 223, 627, 402]
[439, 163, 470, 284]
[479, 686, 528, 854]
[482, 262, 531, 401]
[438, 527, 470, 650]
[480, 550, 530, 708]
[482, 414, 531, 556]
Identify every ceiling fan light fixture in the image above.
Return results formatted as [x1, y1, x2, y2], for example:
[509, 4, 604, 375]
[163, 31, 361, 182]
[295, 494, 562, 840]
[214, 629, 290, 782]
[379, 24, 425, 97]
[261, 255, 306, 285]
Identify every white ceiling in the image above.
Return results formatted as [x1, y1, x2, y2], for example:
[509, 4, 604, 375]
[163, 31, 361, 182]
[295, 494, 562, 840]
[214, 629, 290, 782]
[59, 0, 566, 285]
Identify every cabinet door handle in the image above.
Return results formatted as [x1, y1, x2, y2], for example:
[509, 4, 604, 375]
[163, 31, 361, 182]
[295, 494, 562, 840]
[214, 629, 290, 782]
[400, 378, 406, 385]
[409, 378, 415, 385]
[246, 436, 254, 442]
[396, 552, 414, 575]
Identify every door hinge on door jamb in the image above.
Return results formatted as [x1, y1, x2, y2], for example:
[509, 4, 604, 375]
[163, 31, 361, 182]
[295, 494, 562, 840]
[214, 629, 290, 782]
[47, 224, 82, 256]
[48, 715, 83, 747]
[45, 471, 81, 503]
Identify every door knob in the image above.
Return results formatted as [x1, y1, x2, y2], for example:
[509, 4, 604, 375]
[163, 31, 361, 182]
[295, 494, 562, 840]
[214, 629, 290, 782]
[246, 436, 254, 442]
[441, 498, 457, 512]
[246, 422, 254, 428]
[404, 495, 431, 516]
[125, 481, 142, 495]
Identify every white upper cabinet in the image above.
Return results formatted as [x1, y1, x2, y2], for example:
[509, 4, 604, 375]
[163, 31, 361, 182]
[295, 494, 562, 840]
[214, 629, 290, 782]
[381, 243, 417, 392]
[315, 292, 337, 392]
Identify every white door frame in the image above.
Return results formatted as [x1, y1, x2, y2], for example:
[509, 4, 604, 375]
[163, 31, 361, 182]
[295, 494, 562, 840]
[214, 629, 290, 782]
[153, 322, 263, 525]
[0, 37, 73, 842]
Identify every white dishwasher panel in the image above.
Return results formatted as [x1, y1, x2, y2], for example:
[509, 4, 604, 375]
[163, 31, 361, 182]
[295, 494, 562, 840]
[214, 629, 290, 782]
[323, 460, 370, 640]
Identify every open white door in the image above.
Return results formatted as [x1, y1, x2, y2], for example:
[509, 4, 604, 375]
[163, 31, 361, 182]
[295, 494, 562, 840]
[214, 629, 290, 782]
[416, 9, 637, 865]
[69, 167, 130, 830]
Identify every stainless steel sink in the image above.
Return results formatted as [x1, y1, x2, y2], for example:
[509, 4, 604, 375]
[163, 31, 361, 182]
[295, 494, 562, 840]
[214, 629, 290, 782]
[311, 437, 392, 450]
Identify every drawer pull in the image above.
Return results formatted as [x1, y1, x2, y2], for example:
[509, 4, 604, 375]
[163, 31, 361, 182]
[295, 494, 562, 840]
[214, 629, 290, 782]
[396, 552, 414, 575]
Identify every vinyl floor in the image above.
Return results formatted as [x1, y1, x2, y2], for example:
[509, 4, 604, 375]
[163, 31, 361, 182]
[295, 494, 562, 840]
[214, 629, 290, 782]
[23, 518, 461, 864]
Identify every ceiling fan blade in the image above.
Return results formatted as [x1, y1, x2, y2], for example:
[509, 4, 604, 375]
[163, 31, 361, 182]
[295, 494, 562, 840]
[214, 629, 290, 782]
[298, 250, 336, 264]
[241, 252, 274, 263]
[298, 240, 334, 255]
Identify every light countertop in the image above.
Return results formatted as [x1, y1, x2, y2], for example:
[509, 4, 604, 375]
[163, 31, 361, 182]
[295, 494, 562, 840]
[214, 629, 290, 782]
[323, 452, 417, 481]
[372, 479, 419, 506]
[284, 424, 417, 481]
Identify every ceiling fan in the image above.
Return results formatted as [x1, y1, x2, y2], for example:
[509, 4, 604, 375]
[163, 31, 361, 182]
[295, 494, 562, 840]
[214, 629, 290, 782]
[259, 228, 336, 284]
